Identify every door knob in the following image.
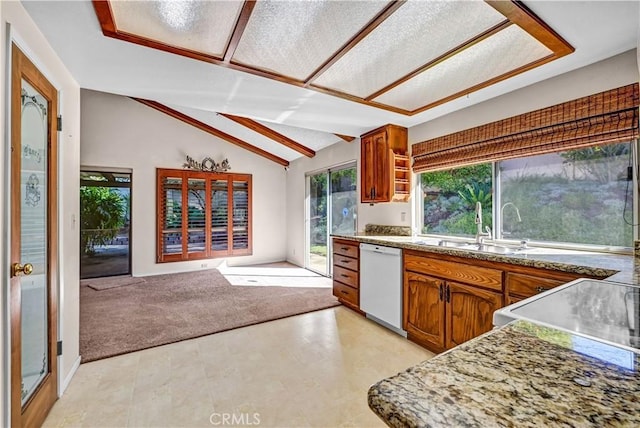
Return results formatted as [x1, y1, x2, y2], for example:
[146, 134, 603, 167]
[12, 263, 33, 277]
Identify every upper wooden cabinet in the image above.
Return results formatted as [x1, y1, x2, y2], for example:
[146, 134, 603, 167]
[360, 124, 409, 203]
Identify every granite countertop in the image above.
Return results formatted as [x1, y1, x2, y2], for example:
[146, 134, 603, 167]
[332, 233, 637, 283]
[368, 320, 640, 427]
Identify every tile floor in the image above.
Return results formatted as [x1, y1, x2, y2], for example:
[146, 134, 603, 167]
[43, 307, 433, 427]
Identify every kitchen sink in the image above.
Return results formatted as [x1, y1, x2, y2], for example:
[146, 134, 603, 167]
[437, 239, 474, 248]
[475, 244, 518, 255]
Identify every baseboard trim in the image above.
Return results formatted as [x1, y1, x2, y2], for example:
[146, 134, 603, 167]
[59, 355, 81, 396]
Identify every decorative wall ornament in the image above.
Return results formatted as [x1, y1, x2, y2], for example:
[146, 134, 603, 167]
[25, 174, 41, 207]
[182, 155, 231, 172]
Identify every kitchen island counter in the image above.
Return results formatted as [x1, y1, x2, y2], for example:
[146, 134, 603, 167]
[368, 320, 640, 427]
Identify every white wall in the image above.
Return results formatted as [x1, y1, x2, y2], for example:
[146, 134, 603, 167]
[0, 1, 81, 424]
[410, 50, 639, 143]
[285, 138, 411, 267]
[80, 89, 288, 276]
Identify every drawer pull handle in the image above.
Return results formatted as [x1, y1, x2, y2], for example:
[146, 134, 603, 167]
[340, 290, 349, 295]
[340, 274, 349, 278]
[341, 247, 349, 251]
[341, 259, 351, 263]
[536, 286, 549, 293]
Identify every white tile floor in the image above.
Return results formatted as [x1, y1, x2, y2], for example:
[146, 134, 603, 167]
[44, 307, 433, 427]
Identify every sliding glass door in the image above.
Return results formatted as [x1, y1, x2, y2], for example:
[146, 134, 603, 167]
[306, 163, 357, 275]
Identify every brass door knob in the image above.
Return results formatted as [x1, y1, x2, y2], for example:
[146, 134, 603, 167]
[12, 263, 33, 277]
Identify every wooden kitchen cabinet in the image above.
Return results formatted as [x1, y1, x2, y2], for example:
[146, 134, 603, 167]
[446, 281, 502, 349]
[403, 252, 503, 353]
[505, 270, 583, 303]
[405, 272, 446, 350]
[332, 238, 362, 314]
[360, 124, 409, 203]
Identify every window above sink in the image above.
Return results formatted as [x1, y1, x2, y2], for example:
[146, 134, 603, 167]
[417, 140, 637, 254]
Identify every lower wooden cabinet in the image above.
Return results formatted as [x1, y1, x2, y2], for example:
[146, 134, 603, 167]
[446, 281, 502, 349]
[404, 269, 501, 353]
[405, 272, 446, 350]
[332, 238, 362, 314]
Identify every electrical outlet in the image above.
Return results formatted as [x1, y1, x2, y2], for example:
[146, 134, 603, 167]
[201, 263, 208, 268]
[293, 248, 296, 255]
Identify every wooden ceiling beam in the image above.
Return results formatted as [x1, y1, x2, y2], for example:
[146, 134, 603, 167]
[335, 134, 356, 143]
[303, 1, 406, 86]
[223, 0, 257, 63]
[220, 113, 316, 158]
[132, 98, 289, 167]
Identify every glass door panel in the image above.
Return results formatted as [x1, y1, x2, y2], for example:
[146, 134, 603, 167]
[187, 178, 206, 254]
[211, 179, 229, 252]
[330, 167, 357, 236]
[232, 180, 249, 251]
[20, 79, 48, 405]
[308, 172, 328, 275]
[162, 176, 183, 255]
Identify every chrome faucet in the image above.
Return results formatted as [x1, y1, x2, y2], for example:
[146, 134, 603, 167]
[500, 202, 522, 236]
[475, 201, 491, 244]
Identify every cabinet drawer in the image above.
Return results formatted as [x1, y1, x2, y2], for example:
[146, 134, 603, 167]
[333, 265, 359, 288]
[334, 254, 358, 271]
[333, 241, 359, 259]
[404, 254, 502, 291]
[506, 272, 566, 298]
[333, 281, 358, 306]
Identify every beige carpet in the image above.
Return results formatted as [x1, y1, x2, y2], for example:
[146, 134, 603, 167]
[80, 268, 339, 362]
[81, 275, 146, 291]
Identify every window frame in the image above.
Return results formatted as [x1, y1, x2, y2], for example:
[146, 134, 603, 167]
[156, 168, 252, 263]
[415, 140, 639, 254]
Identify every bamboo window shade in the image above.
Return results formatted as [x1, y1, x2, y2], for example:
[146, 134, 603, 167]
[411, 83, 640, 173]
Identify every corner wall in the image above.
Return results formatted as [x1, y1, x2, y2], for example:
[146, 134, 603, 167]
[80, 89, 288, 276]
[0, 1, 81, 424]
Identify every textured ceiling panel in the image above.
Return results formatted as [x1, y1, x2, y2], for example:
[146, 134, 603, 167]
[110, 0, 244, 57]
[232, 0, 389, 80]
[313, 0, 505, 98]
[373, 25, 554, 111]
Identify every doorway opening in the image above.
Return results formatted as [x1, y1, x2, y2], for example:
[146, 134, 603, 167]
[306, 163, 357, 275]
[80, 170, 131, 279]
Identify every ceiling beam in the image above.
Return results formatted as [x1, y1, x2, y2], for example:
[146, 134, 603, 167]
[132, 98, 289, 167]
[223, 0, 257, 63]
[486, 0, 574, 56]
[303, 1, 407, 86]
[335, 134, 356, 143]
[220, 113, 316, 158]
[365, 20, 512, 101]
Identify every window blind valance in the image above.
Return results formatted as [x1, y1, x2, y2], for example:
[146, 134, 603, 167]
[412, 83, 639, 173]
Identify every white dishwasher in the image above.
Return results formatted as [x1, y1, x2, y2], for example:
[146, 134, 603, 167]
[359, 243, 405, 336]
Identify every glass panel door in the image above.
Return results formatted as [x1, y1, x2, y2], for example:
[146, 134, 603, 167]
[232, 179, 249, 251]
[20, 79, 49, 405]
[306, 164, 358, 276]
[308, 172, 328, 275]
[79, 171, 131, 279]
[330, 167, 357, 236]
[187, 178, 206, 255]
[162, 176, 184, 256]
[211, 179, 229, 253]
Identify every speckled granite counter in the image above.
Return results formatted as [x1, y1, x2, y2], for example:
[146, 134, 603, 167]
[332, 233, 636, 283]
[368, 320, 640, 427]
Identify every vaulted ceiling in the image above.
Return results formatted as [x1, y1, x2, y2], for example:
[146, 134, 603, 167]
[22, 1, 639, 163]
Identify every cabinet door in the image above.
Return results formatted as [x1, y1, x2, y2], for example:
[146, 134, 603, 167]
[404, 272, 446, 350]
[372, 132, 390, 201]
[360, 135, 375, 202]
[446, 281, 503, 349]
